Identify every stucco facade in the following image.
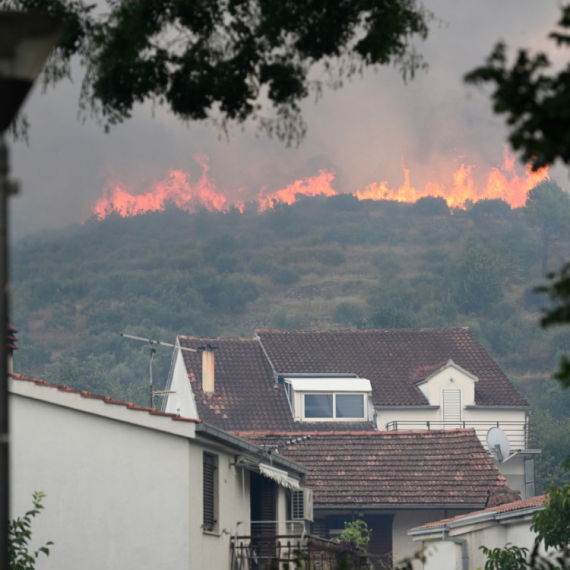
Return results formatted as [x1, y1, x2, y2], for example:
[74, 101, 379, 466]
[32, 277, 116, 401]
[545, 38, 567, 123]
[10, 376, 306, 570]
[409, 496, 549, 570]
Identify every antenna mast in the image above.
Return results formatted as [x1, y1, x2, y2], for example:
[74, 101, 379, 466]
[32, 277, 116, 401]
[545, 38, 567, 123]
[120, 333, 197, 408]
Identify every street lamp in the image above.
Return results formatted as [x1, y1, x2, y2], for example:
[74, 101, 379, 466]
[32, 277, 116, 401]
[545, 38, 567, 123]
[0, 11, 65, 569]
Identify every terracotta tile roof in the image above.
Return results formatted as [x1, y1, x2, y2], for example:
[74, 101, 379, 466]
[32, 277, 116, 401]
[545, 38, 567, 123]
[178, 335, 375, 432]
[10, 373, 199, 423]
[411, 494, 546, 531]
[240, 428, 511, 507]
[8, 322, 18, 351]
[256, 328, 528, 407]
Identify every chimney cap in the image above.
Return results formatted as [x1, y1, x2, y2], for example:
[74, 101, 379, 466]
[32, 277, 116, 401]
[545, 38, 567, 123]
[198, 344, 218, 351]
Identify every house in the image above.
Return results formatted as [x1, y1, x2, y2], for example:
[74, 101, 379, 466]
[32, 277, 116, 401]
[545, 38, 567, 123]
[242, 428, 519, 565]
[161, 327, 537, 562]
[408, 494, 548, 570]
[9, 372, 310, 570]
[163, 328, 537, 496]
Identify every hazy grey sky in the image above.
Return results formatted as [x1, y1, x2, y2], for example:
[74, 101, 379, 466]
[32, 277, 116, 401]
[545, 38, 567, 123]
[8, 0, 567, 239]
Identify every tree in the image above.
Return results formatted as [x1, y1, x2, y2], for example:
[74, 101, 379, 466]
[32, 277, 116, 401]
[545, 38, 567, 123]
[337, 520, 372, 547]
[480, 543, 529, 570]
[454, 243, 509, 315]
[9, 491, 53, 570]
[4, 0, 430, 145]
[524, 181, 570, 277]
[531, 484, 570, 551]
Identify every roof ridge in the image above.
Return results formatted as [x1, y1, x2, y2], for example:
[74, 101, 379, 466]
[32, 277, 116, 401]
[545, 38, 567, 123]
[178, 335, 257, 342]
[9, 373, 200, 424]
[232, 428, 477, 436]
[255, 327, 471, 333]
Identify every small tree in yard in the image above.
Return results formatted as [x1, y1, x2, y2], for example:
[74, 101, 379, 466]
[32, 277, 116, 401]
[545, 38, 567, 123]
[9, 491, 53, 570]
[338, 520, 372, 547]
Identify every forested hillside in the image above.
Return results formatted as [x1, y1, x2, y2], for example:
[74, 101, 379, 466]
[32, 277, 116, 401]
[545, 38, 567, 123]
[10, 188, 570, 491]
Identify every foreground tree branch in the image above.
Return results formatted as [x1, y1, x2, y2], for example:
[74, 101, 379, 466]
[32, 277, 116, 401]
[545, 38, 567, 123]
[1, 0, 430, 145]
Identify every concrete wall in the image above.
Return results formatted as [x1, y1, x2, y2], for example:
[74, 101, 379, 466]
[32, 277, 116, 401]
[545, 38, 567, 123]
[417, 515, 548, 570]
[392, 510, 471, 569]
[10, 386, 295, 570]
[11, 393, 194, 570]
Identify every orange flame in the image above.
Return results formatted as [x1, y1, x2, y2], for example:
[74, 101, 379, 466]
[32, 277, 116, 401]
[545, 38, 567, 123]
[257, 170, 336, 211]
[355, 150, 549, 208]
[92, 150, 550, 219]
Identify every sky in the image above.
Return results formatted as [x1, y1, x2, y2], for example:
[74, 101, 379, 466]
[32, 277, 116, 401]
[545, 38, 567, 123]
[7, 0, 568, 240]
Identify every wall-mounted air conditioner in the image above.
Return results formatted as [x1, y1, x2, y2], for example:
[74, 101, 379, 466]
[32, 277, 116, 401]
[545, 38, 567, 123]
[291, 488, 314, 522]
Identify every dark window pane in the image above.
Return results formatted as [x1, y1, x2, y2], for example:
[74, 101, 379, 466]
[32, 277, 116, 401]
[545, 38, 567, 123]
[336, 395, 364, 418]
[305, 394, 333, 418]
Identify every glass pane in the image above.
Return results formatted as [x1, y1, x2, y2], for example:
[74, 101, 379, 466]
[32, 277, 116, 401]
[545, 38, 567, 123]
[336, 395, 364, 418]
[305, 394, 333, 418]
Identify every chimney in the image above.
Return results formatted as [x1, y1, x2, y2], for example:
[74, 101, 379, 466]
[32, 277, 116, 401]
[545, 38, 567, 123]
[201, 345, 217, 394]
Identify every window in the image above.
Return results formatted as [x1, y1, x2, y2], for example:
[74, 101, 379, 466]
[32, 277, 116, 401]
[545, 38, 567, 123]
[203, 453, 218, 532]
[304, 393, 364, 419]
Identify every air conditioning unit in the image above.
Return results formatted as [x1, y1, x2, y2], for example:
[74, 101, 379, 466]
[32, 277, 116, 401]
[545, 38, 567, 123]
[291, 488, 313, 522]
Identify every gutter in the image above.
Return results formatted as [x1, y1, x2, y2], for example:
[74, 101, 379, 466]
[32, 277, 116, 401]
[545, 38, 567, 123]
[442, 529, 468, 570]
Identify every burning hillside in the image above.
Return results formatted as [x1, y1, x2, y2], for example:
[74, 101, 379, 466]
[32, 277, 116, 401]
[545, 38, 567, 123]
[92, 151, 549, 219]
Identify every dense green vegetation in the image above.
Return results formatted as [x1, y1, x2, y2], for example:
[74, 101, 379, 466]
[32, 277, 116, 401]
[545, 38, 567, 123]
[9, 187, 570, 491]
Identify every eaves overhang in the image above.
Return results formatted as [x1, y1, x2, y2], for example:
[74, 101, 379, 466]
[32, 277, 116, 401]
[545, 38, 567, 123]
[408, 505, 546, 537]
[415, 359, 479, 387]
[195, 422, 307, 478]
[316, 502, 486, 511]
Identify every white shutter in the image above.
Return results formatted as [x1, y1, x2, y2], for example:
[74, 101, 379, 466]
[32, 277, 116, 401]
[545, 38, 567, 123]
[442, 389, 462, 425]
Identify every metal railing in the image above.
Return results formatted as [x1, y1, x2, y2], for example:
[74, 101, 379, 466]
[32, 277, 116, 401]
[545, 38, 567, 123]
[384, 420, 533, 451]
[231, 521, 369, 570]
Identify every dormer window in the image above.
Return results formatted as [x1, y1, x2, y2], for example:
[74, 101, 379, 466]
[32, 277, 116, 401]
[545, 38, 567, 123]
[305, 394, 364, 419]
[283, 377, 372, 422]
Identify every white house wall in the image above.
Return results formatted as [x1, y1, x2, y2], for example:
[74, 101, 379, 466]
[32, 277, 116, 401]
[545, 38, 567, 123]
[392, 510, 471, 570]
[11, 393, 194, 570]
[421, 366, 477, 408]
[164, 348, 198, 419]
[10, 384, 295, 570]
[419, 516, 545, 570]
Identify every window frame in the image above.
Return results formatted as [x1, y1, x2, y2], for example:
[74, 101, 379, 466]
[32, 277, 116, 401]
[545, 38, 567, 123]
[302, 392, 366, 421]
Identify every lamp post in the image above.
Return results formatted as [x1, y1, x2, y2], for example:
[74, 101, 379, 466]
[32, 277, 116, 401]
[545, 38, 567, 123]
[0, 11, 64, 568]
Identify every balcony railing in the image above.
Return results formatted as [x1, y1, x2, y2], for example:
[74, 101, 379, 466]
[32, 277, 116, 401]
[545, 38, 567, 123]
[231, 521, 369, 570]
[384, 420, 534, 451]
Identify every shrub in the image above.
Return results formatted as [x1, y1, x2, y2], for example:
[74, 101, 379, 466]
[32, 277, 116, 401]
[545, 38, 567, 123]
[337, 520, 371, 546]
[214, 253, 241, 274]
[272, 267, 300, 285]
[319, 249, 346, 266]
[369, 306, 415, 328]
[334, 302, 364, 326]
[413, 196, 450, 216]
[371, 251, 400, 275]
[469, 198, 512, 220]
[249, 259, 273, 275]
[272, 310, 308, 329]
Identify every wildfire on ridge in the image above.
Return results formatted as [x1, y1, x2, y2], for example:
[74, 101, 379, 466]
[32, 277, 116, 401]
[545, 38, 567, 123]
[92, 150, 550, 219]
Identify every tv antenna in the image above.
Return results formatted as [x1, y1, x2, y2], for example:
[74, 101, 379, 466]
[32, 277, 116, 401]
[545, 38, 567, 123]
[120, 333, 197, 408]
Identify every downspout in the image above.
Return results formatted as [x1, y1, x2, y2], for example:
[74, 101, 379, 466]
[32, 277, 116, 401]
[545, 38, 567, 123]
[442, 529, 468, 570]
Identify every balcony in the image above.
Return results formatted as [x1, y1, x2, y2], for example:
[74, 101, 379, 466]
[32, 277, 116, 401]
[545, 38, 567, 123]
[230, 521, 369, 570]
[384, 420, 535, 452]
